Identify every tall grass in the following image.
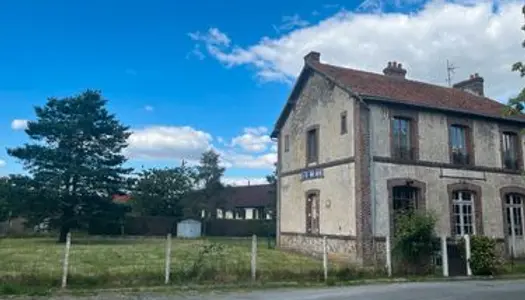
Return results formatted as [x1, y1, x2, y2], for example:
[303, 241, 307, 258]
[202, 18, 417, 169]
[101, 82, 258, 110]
[0, 236, 381, 293]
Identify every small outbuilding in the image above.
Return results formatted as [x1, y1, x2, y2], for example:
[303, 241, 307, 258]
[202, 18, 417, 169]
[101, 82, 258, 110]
[176, 219, 202, 238]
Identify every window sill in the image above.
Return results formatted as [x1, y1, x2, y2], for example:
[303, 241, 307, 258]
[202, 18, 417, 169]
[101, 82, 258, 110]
[502, 167, 522, 172]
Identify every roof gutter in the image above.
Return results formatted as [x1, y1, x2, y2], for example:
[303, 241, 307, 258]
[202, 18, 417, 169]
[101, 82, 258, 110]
[362, 94, 525, 125]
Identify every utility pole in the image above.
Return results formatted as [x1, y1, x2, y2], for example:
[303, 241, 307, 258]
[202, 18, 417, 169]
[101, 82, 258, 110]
[446, 60, 458, 87]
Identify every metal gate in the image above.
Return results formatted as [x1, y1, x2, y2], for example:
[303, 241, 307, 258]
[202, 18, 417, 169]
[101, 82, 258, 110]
[447, 242, 467, 276]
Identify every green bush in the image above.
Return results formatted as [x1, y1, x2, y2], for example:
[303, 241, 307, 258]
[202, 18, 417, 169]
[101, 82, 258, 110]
[393, 211, 439, 275]
[469, 236, 499, 276]
[204, 219, 276, 237]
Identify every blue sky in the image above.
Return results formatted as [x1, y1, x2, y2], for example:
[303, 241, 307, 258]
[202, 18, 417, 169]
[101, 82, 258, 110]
[0, 0, 523, 185]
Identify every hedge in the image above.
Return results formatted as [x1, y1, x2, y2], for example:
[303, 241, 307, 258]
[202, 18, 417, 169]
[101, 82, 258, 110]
[88, 216, 276, 237]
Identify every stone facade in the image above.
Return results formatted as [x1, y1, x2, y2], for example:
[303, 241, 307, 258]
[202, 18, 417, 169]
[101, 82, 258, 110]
[369, 102, 525, 257]
[274, 54, 525, 265]
[279, 72, 355, 175]
[277, 69, 357, 238]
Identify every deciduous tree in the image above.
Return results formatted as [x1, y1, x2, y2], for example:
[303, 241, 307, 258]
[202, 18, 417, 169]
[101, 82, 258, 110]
[195, 150, 225, 226]
[132, 163, 196, 218]
[265, 163, 277, 220]
[506, 5, 525, 115]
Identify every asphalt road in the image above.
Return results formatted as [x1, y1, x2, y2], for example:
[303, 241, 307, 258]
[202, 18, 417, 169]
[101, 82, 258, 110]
[43, 279, 525, 300]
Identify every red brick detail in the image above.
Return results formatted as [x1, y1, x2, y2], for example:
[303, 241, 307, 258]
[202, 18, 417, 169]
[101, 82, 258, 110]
[354, 100, 373, 264]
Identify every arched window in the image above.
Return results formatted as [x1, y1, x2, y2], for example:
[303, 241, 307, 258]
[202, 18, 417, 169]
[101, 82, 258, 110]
[305, 190, 320, 234]
[503, 192, 525, 237]
[452, 191, 475, 236]
[448, 183, 483, 236]
[392, 186, 419, 234]
[388, 179, 426, 236]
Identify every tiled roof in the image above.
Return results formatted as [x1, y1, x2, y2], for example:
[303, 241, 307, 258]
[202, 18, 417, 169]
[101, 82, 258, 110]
[208, 184, 274, 209]
[271, 52, 524, 138]
[310, 60, 512, 118]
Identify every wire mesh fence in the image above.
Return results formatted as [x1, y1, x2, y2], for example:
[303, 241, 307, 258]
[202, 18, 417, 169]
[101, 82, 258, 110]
[1, 232, 516, 291]
[0, 233, 341, 289]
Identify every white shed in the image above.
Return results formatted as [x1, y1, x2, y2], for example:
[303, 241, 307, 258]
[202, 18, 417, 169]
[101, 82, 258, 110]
[176, 219, 202, 238]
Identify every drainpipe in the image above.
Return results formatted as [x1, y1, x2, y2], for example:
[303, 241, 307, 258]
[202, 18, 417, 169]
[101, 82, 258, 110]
[271, 136, 281, 247]
[368, 103, 377, 253]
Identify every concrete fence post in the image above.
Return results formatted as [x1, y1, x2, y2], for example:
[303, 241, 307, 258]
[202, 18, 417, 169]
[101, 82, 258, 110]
[323, 236, 328, 282]
[441, 236, 449, 277]
[61, 232, 71, 289]
[464, 234, 472, 276]
[165, 233, 172, 284]
[385, 234, 392, 277]
[251, 234, 257, 281]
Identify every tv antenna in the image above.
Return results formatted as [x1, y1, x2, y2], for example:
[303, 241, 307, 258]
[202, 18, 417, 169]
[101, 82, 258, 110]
[446, 60, 458, 87]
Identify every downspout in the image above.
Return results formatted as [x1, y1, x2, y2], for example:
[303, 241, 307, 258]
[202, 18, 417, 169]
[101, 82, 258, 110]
[271, 136, 281, 247]
[368, 102, 377, 254]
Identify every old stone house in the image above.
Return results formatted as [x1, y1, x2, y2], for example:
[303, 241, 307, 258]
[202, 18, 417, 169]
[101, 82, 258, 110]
[271, 51, 525, 264]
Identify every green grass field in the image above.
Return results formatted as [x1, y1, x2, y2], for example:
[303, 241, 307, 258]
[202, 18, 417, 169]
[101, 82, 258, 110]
[0, 236, 366, 290]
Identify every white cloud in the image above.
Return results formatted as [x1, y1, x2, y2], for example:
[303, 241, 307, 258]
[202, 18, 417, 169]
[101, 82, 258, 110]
[244, 126, 268, 135]
[126, 126, 212, 161]
[188, 28, 231, 47]
[125, 125, 277, 170]
[11, 119, 28, 130]
[357, 0, 426, 12]
[144, 105, 154, 112]
[222, 177, 269, 186]
[231, 127, 273, 152]
[273, 14, 310, 33]
[190, 0, 525, 100]
[189, 44, 206, 60]
[0, 160, 6, 168]
[217, 136, 226, 144]
[222, 151, 277, 169]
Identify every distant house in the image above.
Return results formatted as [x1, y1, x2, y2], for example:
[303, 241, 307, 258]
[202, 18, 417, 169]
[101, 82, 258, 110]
[112, 193, 131, 203]
[201, 184, 275, 220]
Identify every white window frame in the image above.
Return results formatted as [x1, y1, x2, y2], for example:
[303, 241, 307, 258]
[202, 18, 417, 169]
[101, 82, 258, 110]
[505, 194, 524, 237]
[453, 191, 475, 236]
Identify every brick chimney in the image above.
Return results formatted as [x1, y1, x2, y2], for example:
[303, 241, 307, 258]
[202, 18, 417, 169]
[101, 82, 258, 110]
[383, 61, 407, 79]
[304, 51, 320, 62]
[452, 73, 484, 97]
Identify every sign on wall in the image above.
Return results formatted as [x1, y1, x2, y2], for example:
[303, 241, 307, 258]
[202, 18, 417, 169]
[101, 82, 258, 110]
[301, 168, 323, 181]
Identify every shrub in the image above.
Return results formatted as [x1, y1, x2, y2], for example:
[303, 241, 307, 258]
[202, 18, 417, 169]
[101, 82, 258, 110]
[186, 243, 227, 281]
[469, 236, 499, 276]
[393, 211, 439, 275]
[204, 219, 276, 237]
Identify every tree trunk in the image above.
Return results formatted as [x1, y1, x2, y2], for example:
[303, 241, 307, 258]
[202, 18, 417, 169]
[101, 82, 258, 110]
[58, 224, 69, 243]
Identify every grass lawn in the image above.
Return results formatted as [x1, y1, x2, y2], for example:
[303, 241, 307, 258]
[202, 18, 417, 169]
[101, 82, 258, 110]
[0, 236, 362, 290]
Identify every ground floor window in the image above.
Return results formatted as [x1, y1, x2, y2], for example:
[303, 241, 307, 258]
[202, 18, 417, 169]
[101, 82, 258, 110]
[234, 208, 245, 220]
[306, 191, 320, 234]
[505, 194, 524, 237]
[392, 186, 418, 234]
[452, 191, 475, 236]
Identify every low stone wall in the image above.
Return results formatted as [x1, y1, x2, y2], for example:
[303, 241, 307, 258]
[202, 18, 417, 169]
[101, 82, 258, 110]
[279, 232, 359, 264]
[372, 239, 387, 266]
